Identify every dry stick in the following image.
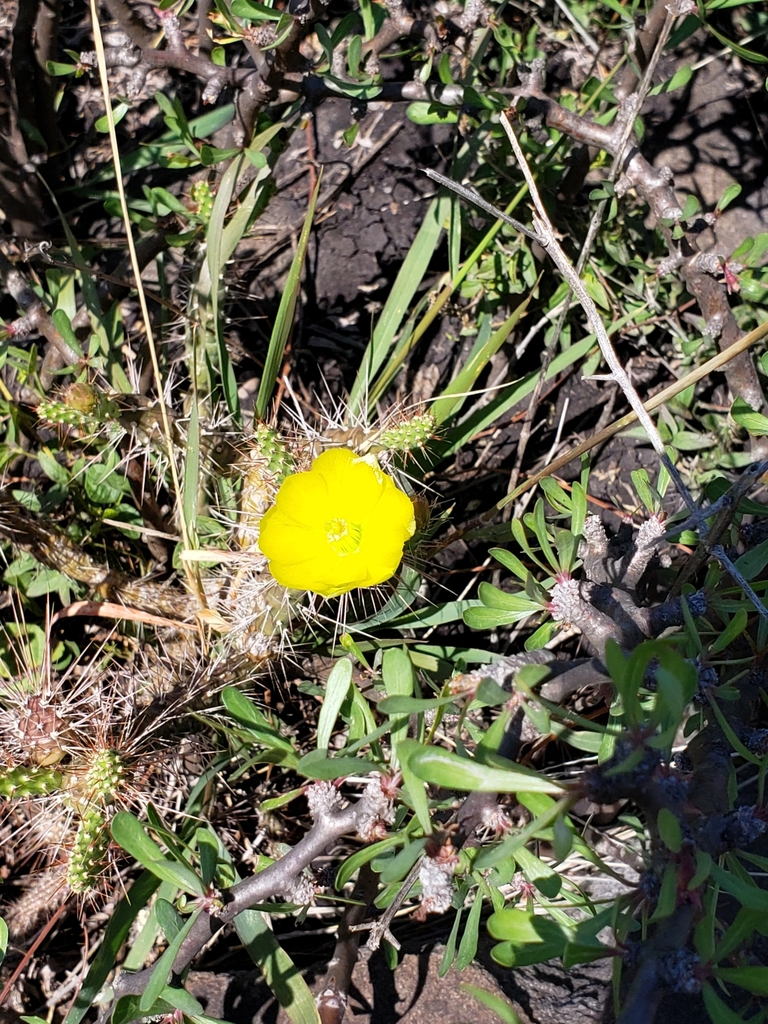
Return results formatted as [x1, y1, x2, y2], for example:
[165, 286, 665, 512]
[508, 11, 674, 499]
[422, 176, 768, 612]
[350, 854, 424, 956]
[511, 77, 767, 438]
[498, 110, 698, 516]
[504, 317, 768, 506]
[0, 899, 70, 1007]
[316, 863, 379, 1024]
[615, 0, 677, 101]
[670, 458, 768, 594]
[437, 117, 768, 619]
[88, 2, 203, 605]
[420, 258, 768, 559]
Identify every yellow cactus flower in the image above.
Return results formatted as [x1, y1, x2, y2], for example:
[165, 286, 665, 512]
[258, 448, 416, 598]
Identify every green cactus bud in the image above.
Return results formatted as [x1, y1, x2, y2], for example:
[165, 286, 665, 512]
[82, 748, 125, 804]
[0, 765, 63, 799]
[190, 181, 214, 221]
[62, 382, 99, 415]
[38, 383, 121, 431]
[377, 413, 435, 454]
[37, 398, 98, 431]
[250, 425, 294, 479]
[66, 808, 110, 894]
[237, 427, 294, 546]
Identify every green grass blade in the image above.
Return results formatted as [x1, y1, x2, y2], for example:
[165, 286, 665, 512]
[347, 192, 451, 417]
[63, 871, 160, 1024]
[37, 176, 130, 391]
[182, 398, 201, 552]
[199, 122, 284, 417]
[256, 173, 322, 420]
[366, 180, 534, 410]
[235, 908, 321, 1024]
[436, 333, 598, 460]
[431, 294, 532, 425]
[316, 657, 353, 751]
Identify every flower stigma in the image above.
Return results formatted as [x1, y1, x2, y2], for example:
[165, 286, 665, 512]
[258, 448, 416, 598]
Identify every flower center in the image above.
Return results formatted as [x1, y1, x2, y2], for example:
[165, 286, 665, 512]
[325, 517, 362, 556]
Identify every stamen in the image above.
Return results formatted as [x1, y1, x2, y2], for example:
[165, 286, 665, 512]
[325, 518, 362, 555]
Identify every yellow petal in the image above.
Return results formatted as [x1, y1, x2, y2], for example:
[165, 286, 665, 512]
[272, 470, 334, 527]
[365, 483, 416, 540]
[313, 449, 385, 520]
[259, 507, 325, 565]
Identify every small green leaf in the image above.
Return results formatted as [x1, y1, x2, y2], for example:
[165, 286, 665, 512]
[397, 740, 434, 835]
[110, 812, 204, 896]
[487, 910, 568, 966]
[464, 606, 522, 629]
[680, 193, 701, 220]
[46, 60, 78, 76]
[456, 887, 484, 970]
[37, 449, 69, 486]
[51, 308, 83, 358]
[154, 898, 182, 943]
[296, 750, 377, 779]
[649, 862, 680, 921]
[707, 22, 768, 64]
[702, 982, 755, 1024]
[460, 984, 523, 1024]
[648, 63, 694, 95]
[711, 861, 768, 911]
[196, 828, 219, 887]
[401, 743, 565, 794]
[474, 678, 511, 707]
[221, 686, 295, 754]
[139, 910, 200, 1011]
[377, 838, 427, 884]
[260, 787, 305, 812]
[710, 607, 748, 651]
[347, 34, 362, 77]
[657, 807, 683, 853]
[716, 182, 744, 213]
[382, 647, 415, 698]
[439, 904, 464, 976]
[406, 102, 459, 125]
[378, 693, 455, 714]
[714, 966, 768, 996]
[342, 122, 360, 147]
[477, 582, 541, 614]
[316, 658, 353, 751]
[552, 813, 574, 863]
[490, 547, 529, 583]
[230, 0, 283, 20]
[514, 845, 562, 898]
[336, 832, 409, 891]
[235, 909, 321, 1024]
[95, 101, 130, 133]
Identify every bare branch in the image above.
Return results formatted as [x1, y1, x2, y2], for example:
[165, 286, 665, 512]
[100, 800, 365, 1018]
